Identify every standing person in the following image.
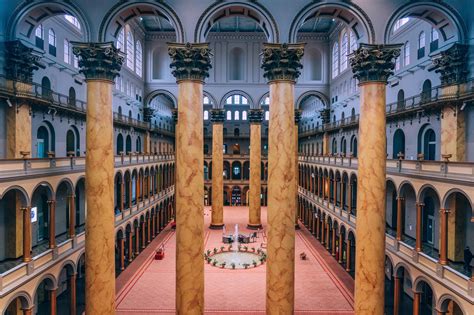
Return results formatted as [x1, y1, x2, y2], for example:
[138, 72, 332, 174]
[464, 246, 472, 273]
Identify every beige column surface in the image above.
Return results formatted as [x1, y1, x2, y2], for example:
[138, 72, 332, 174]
[6, 102, 32, 159]
[266, 81, 296, 314]
[84, 80, 116, 314]
[354, 82, 387, 315]
[211, 122, 224, 228]
[175, 80, 205, 314]
[248, 122, 262, 228]
[440, 105, 465, 161]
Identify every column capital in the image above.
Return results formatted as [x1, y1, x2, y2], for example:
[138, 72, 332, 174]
[5, 40, 43, 83]
[294, 109, 302, 124]
[72, 42, 125, 82]
[248, 109, 264, 124]
[210, 108, 225, 123]
[168, 42, 212, 83]
[261, 43, 305, 83]
[440, 208, 450, 214]
[428, 43, 468, 86]
[47, 199, 56, 205]
[416, 202, 425, 207]
[143, 107, 155, 122]
[349, 43, 402, 84]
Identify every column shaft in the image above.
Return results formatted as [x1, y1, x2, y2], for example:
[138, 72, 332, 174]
[68, 195, 75, 238]
[120, 237, 125, 270]
[50, 289, 57, 315]
[413, 292, 421, 315]
[175, 81, 204, 314]
[439, 209, 448, 265]
[345, 239, 351, 272]
[70, 274, 77, 315]
[248, 122, 262, 228]
[331, 227, 336, 256]
[210, 122, 224, 228]
[393, 276, 401, 315]
[22, 207, 32, 262]
[416, 203, 423, 252]
[266, 81, 296, 314]
[338, 234, 343, 263]
[48, 200, 56, 249]
[396, 197, 404, 241]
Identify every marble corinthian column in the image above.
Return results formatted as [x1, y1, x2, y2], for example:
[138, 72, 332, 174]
[248, 109, 264, 229]
[261, 43, 304, 314]
[72, 42, 124, 315]
[210, 109, 225, 229]
[349, 43, 402, 315]
[168, 42, 212, 315]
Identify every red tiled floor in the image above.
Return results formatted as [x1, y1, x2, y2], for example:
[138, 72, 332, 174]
[116, 207, 354, 315]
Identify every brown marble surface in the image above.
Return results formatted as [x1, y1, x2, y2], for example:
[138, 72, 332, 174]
[266, 81, 296, 314]
[175, 81, 204, 314]
[440, 104, 465, 161]
[211, 123, 224, 227]
[6, 102, 31, 158]
[354, 82, 387, 315]
[248, 123, 262, 227]
[85, 80, 116, 314]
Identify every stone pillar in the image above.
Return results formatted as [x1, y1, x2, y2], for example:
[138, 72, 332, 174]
[134, 225, 140, 255]
[416, 202, 424, 252]
[120, 180, 124, 212]
[248, 109, 264, 229]
[396, 197, 404, 241]
[128, 178, 132, 209]
[439, 208, 449, 265]
[210, 109, 225, 229]
[429, 44, 468, 162]
[70, 274, 77, 315]
[72, 42, 124, 315]
[345, 239, 351, 272]
[50, 288, 57, 315]
[261, 43, 304, 314]
[23, 307, 33, 315]
[350, 43, 401, 315]
[294, 110, 301, 229]
[21, 207, 32, 262]
[147, 216, 151, 243]
[393, 276, 401, 315]
[168, 42, 212, 315]
[347, 183, 352, 216]
[4, 41, 41, 159]
[118, 237, 125, 270]
[141, 221, 146, 249]
[331, 226, 336, 256]
[338, 233, 343, 263]
[68, 194, 76, 238]
[321, 218, 325, 245]
[316, 216, 320, 240]
[47, 200, 56, 249]
[325, 221, 330, 250]
[128, 232, 133, 262]
[413, 291, 421, 315]
[322, 132, 330, 156]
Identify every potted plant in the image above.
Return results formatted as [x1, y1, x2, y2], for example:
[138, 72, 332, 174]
[243, 263, 249, 269]
[220, 262, 226, 268]
[207, 257, 212, 264]
[243, 246, 248, 252]
[252, 260, 257, 267]
[231, 262, 236, 269]
[213, 248, 218, 254]
[220, 246, 225, 252]
[206, 249, 211, 256]
[212, 260, 218, 266]
[251, 247, 256, 252]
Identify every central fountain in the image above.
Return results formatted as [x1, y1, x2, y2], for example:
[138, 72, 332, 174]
[233, 224, 239, 251]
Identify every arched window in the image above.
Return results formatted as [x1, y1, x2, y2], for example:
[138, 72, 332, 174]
[397, 89, 405, 109]
[35, 24, 44, 49]
[351, 108, 356, 120]
[332, 138, 338, 154]
[332, 42, 339, 78]
[36, 122, 55, 158]
[64, 39, 70, 64]
[418, 127, 436, 161]
[135, 41, 142, 76]
[393, 129, 405, 159]
[117, 28, 125, 52]
[234, 128, 240, 137]
[128, 110, 132, 118]
[48, 29, 56, 56]
[430, 28, 439, 52]
[126, 29, 134, 69]
[395, 55, 401, 71]
[350, 136, 358, 157]
[203, 110, 209, 120]
[226, 111, 232, 120]
[234, 111, 240, 120]
[340, 32, 348, 71]
[66, 128, 80, 156]
[421, 79, 432, 103]
[265, 111, 269, 121]
[418, 31, 426, 59]
[116, 134, 124, 155]
[125, 135, 132, 154]
[349, 30, 357, 52]
[136, 136, 141, 152]
[41, 76, 52, 99]
[404, 42, 410, 66]
[68, 87, 76, 106]
[229, 47, 244, 80]
[242, 111, 247, 120]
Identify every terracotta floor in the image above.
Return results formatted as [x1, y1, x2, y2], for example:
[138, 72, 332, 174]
[116, 207, 354, 315]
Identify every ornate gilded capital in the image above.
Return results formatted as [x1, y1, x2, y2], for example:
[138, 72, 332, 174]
[4, 40, 43, 83]
[168, 42, 212, 83]
[294, 109, 302, 124]
[349, 43, 402, 84]
[248, 109, 264, 124]
[210, 109, 225, 123]
[71, 42, 125, 82]
[429, 43, 468, 86]
[143, 107, 155, 123]
[261, 43, 305, 83]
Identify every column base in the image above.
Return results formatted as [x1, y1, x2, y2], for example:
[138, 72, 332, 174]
[247, 223, 262, 230]
[209, 223, 224, 230]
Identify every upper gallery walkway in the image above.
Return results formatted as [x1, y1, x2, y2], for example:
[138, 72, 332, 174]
[115, 206, 354, 314]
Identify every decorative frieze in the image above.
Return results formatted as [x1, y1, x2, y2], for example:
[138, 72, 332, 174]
[248, 109, 264, 124]
[168, 42, 212, 82]
[349, 43, 402, 84]
[210, 109, 225, 123]
[72, 42, 125, 82]
[261, 43, 305, 83]
[429, 43, 468, 86]
[4, 40, 43, 83]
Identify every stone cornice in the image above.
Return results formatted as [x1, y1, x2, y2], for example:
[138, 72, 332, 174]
[428, 43, 469, 86]
[4, 40, 43, 83]
[210, 109, 225, 123]
[349, 43, 402, 84]
[145, 32, 176, 41]
[168, 42, 212, 83]
[248, 109, 264, 124]
[261, 43, 305, 83]
[72, 42, 125, 82]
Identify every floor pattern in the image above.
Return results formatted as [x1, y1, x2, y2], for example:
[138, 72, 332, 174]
[116, 207, 354, 315]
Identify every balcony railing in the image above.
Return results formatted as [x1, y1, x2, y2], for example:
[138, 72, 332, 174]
[299, 78, 474, 138]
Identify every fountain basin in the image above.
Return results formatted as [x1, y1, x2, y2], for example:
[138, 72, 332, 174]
[204, 247, 266, 270]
